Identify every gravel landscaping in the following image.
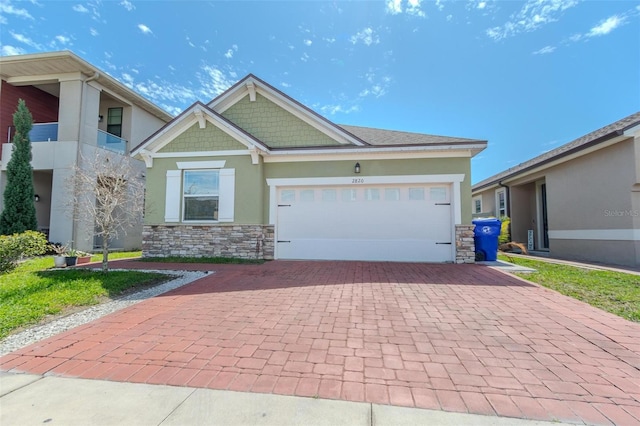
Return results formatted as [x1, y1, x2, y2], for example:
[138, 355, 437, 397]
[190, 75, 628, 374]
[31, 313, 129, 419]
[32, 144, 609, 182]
[0, 269, 207, 357]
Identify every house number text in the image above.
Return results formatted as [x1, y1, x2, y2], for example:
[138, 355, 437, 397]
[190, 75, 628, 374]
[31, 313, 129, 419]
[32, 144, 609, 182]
[352, 178, 364, 184]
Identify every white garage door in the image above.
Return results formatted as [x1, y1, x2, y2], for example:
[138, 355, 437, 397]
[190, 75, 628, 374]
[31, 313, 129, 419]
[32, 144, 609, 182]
[276, 184, 453, 262]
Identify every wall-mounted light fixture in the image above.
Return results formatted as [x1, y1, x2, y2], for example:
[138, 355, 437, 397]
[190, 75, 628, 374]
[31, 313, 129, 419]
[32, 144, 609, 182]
[354, 162, 361, 174]
[98, 115, 104, 123]
[34, 194, 40, 202]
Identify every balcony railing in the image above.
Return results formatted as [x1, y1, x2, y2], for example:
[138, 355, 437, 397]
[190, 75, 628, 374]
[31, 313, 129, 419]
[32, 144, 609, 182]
[6, 122, 59, 143]
[97, 129, 127, 153]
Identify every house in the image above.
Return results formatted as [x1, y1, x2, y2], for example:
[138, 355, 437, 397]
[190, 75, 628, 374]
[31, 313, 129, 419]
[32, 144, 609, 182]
[0, 51, 172, 252]
[132, 74, 486, 263]
[472, 112, 640, 267]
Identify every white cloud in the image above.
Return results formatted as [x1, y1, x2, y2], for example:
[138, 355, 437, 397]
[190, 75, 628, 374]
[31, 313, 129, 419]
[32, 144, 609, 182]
[323, 37, 336, 43]
[303, 39, 312, 46]
[350, 28, 380, 46]
[55, 35, 71, 44]
[359, 70, 392, 99]
[281, 82, 291, 88]
[320, 104, 360, 115]
[435, 0, 445, 11]
[385, 0, 425, 17]
[138, 24, 153, 35]
[72, 4, 88, 13]
[446, 14, 453, 21]
[0, 1, 34, 19]
[477, 1, 486, 9]
[120, 0, 135, 11]
[532, 45, 556, 55]
[587, 15, 624, 37]
[90, 27, 99, 36]
[301, 52, 310, 62]
[224, 44, 238, 59]
[486, 0, 579, 41]
[198, 66, 236, 100]
[386, 0, 402, 14]
[10, 31, 42, 49]
[1, 45, 26, 56]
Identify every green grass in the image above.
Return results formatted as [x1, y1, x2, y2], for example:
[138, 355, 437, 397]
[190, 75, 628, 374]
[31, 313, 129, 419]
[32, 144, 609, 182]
[499, 254, 640, 322]
[0, 254, 167, 340]
[141, 256, 264, 264]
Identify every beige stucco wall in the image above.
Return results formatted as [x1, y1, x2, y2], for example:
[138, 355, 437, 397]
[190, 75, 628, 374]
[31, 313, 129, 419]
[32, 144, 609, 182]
[509, 182, 537, 244]
[545, 139, 635, 232]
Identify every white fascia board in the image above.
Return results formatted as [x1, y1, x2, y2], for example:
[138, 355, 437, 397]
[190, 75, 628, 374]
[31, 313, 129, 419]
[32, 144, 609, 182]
[263, 145, 480, 163]
[264, 150, 471, 163]
[7, 72, 82, 85]
[152, 150, 251, 158]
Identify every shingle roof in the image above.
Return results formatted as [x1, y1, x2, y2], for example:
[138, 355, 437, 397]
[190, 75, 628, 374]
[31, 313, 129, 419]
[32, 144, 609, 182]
[339, 124, 485, 147]
[472, 111, 640, 191]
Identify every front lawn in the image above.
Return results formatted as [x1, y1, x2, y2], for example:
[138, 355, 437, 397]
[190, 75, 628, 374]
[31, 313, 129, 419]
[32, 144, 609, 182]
[499, 254, 640, 322]
[0, 254, 167, 340]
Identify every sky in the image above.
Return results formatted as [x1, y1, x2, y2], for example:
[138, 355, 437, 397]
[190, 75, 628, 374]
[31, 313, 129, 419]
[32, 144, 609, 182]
[1, 0, 638, 184]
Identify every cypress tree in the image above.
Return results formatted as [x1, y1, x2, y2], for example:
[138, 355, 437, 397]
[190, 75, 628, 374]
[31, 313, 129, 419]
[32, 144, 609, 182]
[0, 99, 38, 235]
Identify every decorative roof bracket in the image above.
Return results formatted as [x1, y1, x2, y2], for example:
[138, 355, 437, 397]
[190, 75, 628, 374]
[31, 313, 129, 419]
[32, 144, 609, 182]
[246, 81, 256, 102]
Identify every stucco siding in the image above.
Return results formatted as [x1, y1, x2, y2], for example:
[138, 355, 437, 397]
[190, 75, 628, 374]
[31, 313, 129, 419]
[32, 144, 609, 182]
[545, 139, 635, 232]
[550, 239, 638, 268]
[144, 155, 264, 225]
[157, 122, 247, 153]
[221, 94, 340, 148]
[510, 182, 536, 244]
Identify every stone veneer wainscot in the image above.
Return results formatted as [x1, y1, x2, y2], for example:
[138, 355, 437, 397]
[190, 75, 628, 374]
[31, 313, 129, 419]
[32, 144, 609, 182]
[455, 224, 475, 264]
[143, 224, 274, 260]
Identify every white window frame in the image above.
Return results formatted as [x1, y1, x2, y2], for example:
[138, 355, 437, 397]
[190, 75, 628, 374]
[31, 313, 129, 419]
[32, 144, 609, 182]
[472, 195, 482, 214]
[182, 169, 220, 223]
[495, 188, 506, 217]
[164, 163, 235, 224]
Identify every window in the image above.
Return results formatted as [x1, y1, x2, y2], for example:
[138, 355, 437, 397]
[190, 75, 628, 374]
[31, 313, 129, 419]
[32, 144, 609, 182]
[107, 107, 123, 137]
[183, 170, 219, 221]
[365, 188, 380, 201]
[322, 189, 337, 202]
[408, 188, 425, 200]
[385, 188, 400, 201]
[472, 196, 482, 214]
[495, 189, 506, 217]
[301, 189, 315, 202]
[341, 189, 357, 202]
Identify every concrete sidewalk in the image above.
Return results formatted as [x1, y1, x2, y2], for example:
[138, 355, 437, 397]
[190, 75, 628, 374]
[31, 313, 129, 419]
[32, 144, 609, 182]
[1, 373, 571, 426]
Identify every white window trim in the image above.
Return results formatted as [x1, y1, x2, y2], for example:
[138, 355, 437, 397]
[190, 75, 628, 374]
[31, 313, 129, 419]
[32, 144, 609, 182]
[472, 195, 482, 214]
[182, 169, 220, 223]
[177, 160, 226, 169]
[495, 188, 506, 217]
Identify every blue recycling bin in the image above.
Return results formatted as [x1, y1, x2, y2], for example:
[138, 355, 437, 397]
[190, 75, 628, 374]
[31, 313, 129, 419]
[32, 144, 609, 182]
[472, 218, 502, 261]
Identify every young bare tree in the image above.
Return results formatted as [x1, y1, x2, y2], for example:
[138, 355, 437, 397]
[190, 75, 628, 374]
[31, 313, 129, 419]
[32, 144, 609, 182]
[70, 150, 145, 272]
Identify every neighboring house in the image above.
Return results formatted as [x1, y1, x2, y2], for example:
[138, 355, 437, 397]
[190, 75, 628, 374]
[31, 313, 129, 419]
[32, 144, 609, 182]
[0, 51, 172, 252]
[132, 74, 486, 263]
[472, 112, 640, 267]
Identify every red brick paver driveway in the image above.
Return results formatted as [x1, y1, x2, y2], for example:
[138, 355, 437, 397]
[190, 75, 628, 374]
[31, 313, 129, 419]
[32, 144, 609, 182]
[2, 261, 639, 425]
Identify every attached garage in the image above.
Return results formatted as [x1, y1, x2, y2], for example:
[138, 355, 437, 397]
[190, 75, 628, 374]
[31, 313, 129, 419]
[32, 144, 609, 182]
[268, 175, 463, 262]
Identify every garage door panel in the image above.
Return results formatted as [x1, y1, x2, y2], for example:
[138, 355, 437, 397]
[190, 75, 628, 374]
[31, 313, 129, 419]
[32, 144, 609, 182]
[276, 184, 453, 262]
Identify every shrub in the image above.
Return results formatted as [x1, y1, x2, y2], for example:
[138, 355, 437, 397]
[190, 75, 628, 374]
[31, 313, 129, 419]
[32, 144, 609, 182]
[0, 230, 48, 274]
[498, 216, 511, 244]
